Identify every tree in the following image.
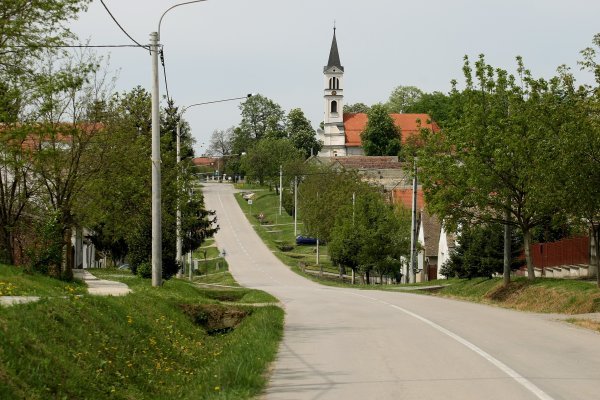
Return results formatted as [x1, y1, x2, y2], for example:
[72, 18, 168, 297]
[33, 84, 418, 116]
[241, 138, 303, 188]
[286, 108, 322, 158]
[329, 190, 408, 284]
[22, 50, 113, 279]
[298, 168, 371, 245]
[360, 104, 401, 156]
[235, 94, 285, 147]
[561, 33, 600, 287]
[344, 102, 370, 113]
[418, 55, 562, 282]
[404, 91, 456, 128]
[0, 0, 90, 74]
[207, 127, 234, 157]
[440, 223, 522, 279]
[386, 85, 423, 113]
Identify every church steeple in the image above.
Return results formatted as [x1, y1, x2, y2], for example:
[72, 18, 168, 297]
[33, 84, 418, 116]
[325, 27, 344, 72]
[320, 26, 345, 157]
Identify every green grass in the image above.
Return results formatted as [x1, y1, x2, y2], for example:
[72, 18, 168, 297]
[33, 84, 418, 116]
[434, 277, 600, 314]
[0, 266, 283, 399]
[231, 187, 600, 316]
[194, 245, 220, 260]
[234, 190, 333, 270]
[0, 263, 86, 296]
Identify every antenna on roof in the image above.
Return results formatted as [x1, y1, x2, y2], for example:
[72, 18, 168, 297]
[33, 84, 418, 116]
[333, 20, 336, 32]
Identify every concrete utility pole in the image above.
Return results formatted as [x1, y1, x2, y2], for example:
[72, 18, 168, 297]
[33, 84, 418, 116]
[176, 122, 182, 277]
[279, 164, 283, 215]
[409, 159, 418, 284]
[150, 31, 162, 287]
[294, 176, 298, 236]
[503, 208, 511, 286]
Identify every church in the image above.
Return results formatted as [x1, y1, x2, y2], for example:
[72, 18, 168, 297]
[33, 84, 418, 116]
[317, 29, 440, 157]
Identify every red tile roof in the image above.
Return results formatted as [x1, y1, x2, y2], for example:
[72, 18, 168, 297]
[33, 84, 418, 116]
[343, 113, 440, 147]
[392, 188, 425, 211]
[192, 157, 217, 167]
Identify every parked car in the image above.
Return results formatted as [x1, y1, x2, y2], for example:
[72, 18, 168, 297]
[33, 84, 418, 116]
[295, 235, 319, 245]
[117, 264, 131, 270]
[241, 192, 255, 200]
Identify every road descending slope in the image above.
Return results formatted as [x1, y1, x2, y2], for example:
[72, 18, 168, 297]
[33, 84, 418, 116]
[203, 183, 600, 400]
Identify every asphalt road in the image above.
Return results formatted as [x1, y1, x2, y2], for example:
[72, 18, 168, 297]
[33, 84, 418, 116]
[203, 183, 600, 400]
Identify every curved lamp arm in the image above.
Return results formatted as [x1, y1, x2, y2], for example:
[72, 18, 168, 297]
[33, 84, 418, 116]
[158, 0, 207, 40]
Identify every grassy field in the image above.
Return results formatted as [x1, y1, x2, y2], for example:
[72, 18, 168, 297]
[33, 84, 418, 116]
[0, 264, 283, 399]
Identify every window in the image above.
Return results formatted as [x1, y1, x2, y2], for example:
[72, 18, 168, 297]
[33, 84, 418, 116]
[328, 77, 339, 90]
[331, 100, 338, 113]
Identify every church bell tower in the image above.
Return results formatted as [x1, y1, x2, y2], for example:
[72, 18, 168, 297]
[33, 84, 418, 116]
[318, 27, 346, 157]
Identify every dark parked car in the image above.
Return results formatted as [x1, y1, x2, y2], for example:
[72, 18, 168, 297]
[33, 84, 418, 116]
[296, 235, 319, 245]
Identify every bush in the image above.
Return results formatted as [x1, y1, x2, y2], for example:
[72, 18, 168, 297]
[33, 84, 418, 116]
[27, 212, 62, 276]
[136, 262, 152, 279]
[440, 223, 522, 279]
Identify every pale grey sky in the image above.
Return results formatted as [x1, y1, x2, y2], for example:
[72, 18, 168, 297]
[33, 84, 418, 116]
[71, 0, 600, 155]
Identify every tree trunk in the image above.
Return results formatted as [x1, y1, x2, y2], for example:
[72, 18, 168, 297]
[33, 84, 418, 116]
[523, 229, 534, 280]
[503, 213, 511, 287]
[62, 226, 73, 280]
[0, 225, 14, 265]
[365, 269, 370, 284]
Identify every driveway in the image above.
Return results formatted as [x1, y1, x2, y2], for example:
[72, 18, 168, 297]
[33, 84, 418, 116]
[203, 182, 600, 400]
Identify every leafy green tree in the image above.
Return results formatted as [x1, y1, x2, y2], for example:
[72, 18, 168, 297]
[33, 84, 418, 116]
[299, 169, 370, 244]
[404, 91, 456, 128]
[418, 55, 563, 281]
[286, 108, 322, 158]
[344, 102, 370, 113]
[235, 94, 284, 147]
[440, 223, 522, 279]
[561, 33, 600, 286]
[241, 138, 303, 188]
[0, 0, 90, 74]
[329, 190, 408, 283]
[360, 104, 401, 156]
[386, 85, 423, 113]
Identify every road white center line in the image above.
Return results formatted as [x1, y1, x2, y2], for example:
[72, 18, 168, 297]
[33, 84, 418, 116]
[349, 292, 555, 400]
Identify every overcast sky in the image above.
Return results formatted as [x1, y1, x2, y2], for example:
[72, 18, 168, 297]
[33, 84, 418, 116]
[71, 0, 600, 155]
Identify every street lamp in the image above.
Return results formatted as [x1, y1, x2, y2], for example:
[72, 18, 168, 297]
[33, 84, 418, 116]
[150, 0, 207, 287]
[175, 94, 252, 276]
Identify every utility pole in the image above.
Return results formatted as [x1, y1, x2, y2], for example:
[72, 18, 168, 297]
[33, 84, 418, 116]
[409, 159, 418, 284]
[503, 207, 511, 286]
[150, 31, 162, 287]
[279, 164, 283, 215]
[352, 192, 356, 225]
[294, 176, 298, 236]
[176, 121, 182, 277]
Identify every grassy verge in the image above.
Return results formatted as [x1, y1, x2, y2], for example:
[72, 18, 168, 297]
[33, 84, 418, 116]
[432, 277, 600, 314]
[232, 187, 600, 317]
[566, 318, 600, 333]
[0, 265, 283, 399]
[234, 190, 335, 271]
[0, 263, 86, 296]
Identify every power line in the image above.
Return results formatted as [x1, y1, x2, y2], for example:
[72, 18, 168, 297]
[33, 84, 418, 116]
[5, 44, 145, 49]
[99, 0, 149, 50]
[160, 48, 171, 103]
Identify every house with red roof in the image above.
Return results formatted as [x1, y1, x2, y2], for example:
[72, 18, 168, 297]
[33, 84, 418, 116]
[317, 29, 440, 157]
